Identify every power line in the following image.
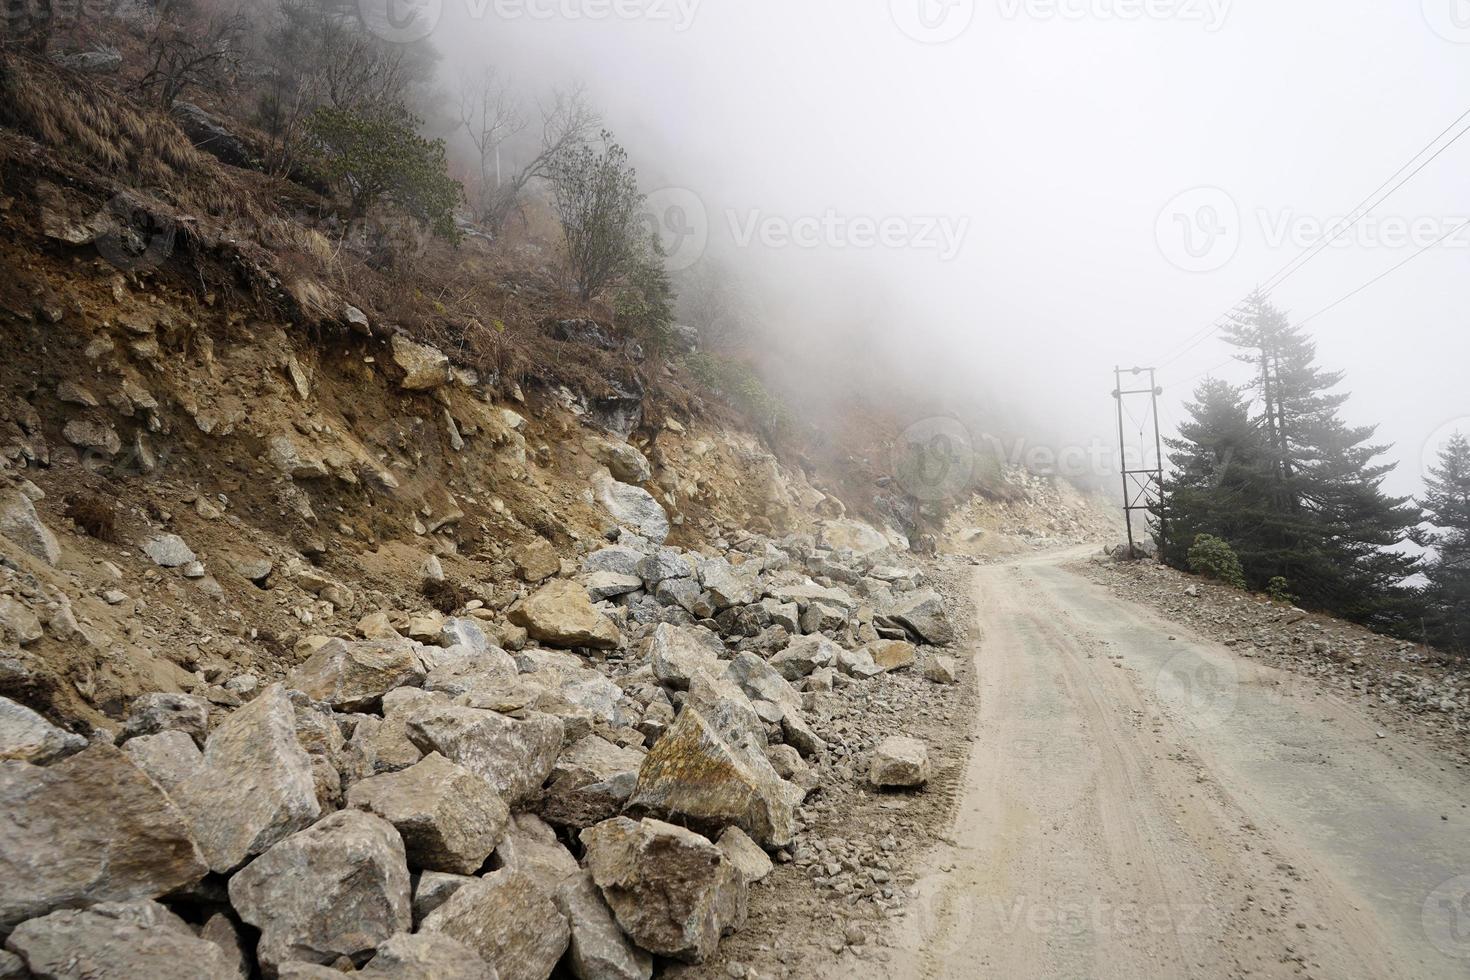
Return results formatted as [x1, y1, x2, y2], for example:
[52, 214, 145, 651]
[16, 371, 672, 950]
[1153, 105, 1470, 368]
[1295, 216, 1470, 328]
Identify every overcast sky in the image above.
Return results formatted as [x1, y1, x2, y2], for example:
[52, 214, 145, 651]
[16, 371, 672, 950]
[420, 0, 1470, 500]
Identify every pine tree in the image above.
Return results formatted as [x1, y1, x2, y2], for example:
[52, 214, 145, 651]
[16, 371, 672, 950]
[1417, 432, 1470, 652]
[1207, 292, 1421, 627]
[1159, 378, 1274, 574]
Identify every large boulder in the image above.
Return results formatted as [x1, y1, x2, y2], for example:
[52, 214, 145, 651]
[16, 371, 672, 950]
[285, 638, 427, 711]
[816, 519, 891, 557]
[580, 817, 746, 964]
[724, 653, 801, 716]
[509, 580, 622, 650]
[228, 810, 412, 974]
[177, 684, 321, 872]
[0, 746, 207, 930]
[717, 826, 773, 884]
[0, 695, 85, 763]
[0, 488, 60, 565]
[627, 707, 798, 848]
[120, 692, 210, 746]
[699, 561, 758, 611]
[405, 704, 562, 806]
[879, 590, 956, 646]
[493, 813, 581, 888]
[595, 475, 669, 544]
[869, 639, 917, 672]
[683, 670, 766, 750]
[347, 753, 509, 874]
[554, 871, 654, 980]
[5, 901, 237, 980]
[643, 623, 722, 690]
[172, 101, 256, 168]
[768, 634, 839, 681]
[869, 736, 931, 788]
[391, 335, 452, 390]
[122, 730, 203, 794]
[540, 735, 644, 829]
[420, 868, 570, 980]
[583, 546, 644, 578]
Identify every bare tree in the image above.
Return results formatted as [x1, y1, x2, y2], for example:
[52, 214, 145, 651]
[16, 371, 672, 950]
[135, 7, 246, 107]
[457, 68, 525, 223]
[478, 84, 598, 234]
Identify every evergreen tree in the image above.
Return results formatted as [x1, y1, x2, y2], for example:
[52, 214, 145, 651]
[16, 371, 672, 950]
[1159, 378, 1273, 573]
[1416, 432, 1470, 652]
[1168, 291, 1424, 628]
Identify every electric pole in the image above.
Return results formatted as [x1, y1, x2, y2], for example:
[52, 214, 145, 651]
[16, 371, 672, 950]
[1112, 366, 1166, 559]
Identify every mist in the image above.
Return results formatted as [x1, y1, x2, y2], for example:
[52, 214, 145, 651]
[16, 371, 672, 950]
[418, 0, 1468, 500]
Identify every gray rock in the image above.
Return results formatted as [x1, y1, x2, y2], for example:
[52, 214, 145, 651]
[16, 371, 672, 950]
[412, 871, 474, 925]
[923, 655, 960, 684]
[584, 546, 644, 578]
[759, 598, 800, 634]
[655, 577, 711, 617]
[5, 901, 236, 979]
[228, 810, 412, 974]
[596, 476, 669, 544]
[717, 826, 773, 884]
[724, 653, 801, 716]
[493, 812, 581, 888]
[636, 548, 690, 587]
[359, 932, 492, 978]
[601, 441, 652, 485]
[122, 729, 203, 794]
[347, 753, 509, 874]
[768, 634, 839, 681]
[172, 101, 255, 168]
[584, 570, 644, 601]
[540, 735, 645, 829]
[580, 816, 746, 964]
[644, 623, 722, 690]
[142, 534, 196, 568]
[0, 695, 86, 763]
[700, 562, 758, 611]
[286, 638, 427, 711]
[627, 706, 798, 848]
[199, 913, 251, 980]
[178, 684, 320, 872]
[0, 488, 61, 564]
[406, 704, 562, 806]
[0, 597, 42, 646]
[869, 736, 930, 788]
[684, 670, 766, 751]
[555, 871, 654, 980]
[0, 746, 206, 931]
[835, 645, 884, 680]
[799, 600, 847, 635]
[121, 692, 210, 747]
[0, 950, 20, 980]
[880, 589, 956, 646]
[420, 868, 570, 980]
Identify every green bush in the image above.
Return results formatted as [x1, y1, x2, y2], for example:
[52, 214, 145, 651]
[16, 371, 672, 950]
[1267, 576, 1297, 604]
[1187, 534, 1247, 589]
[308, 103, 462, 241]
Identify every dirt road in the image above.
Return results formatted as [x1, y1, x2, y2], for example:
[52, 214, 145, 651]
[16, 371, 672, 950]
[850, 548, 1470, 980]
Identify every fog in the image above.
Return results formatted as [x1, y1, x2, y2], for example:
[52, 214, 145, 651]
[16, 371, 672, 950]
[419, 0, 1468, 499]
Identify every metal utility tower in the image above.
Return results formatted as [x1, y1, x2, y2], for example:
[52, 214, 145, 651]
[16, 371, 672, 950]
[1112, 366, 1165, 559]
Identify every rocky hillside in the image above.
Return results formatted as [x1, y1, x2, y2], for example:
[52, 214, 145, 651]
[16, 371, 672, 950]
[0, 49, 1031, 979]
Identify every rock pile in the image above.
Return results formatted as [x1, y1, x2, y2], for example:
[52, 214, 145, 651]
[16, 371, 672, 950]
[0, 520, 959, 977]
